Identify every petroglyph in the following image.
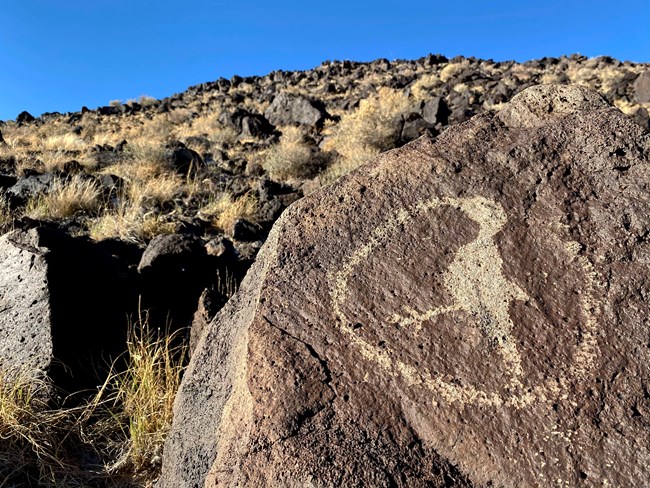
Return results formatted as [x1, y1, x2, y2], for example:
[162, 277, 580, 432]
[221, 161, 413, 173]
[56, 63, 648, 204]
[330, 196, 600, 409]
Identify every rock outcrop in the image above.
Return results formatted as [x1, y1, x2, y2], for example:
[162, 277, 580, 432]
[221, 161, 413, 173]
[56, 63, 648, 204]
[159, 84, 650, 487]
[0, 227, 142, 392]
[0, 230, 52, 382]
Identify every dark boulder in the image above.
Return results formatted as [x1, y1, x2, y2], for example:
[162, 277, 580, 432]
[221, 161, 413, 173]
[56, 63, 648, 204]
[16, 111, 35, 124]
[138, 234, 215, 334]
[421, 97, 451, 126]
[264, 92, 328, 127]
[163, 141, 204, 176]
[159, 85, 650, 487]
[7, 173, 56, 204]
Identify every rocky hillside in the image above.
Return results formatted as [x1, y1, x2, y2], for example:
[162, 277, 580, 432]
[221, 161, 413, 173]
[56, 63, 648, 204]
[0, 54, 649, 486]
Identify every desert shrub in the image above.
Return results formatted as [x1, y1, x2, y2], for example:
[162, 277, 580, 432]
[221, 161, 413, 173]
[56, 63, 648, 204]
[26, 176, 102, 219]
[263, 126, 318, 181]
[198, 191, 258, 232]
[104, 314, 187, 479]
[322, 87, 411, 178]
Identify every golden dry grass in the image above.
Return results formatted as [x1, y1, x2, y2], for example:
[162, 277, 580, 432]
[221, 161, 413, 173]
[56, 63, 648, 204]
[25, 176, 102, 220]
[105, 315, 187, 479]
[322, 87, 411, 178]
[263, 126, 316, 181]
[198, 192, 258, 232]
[0, 314, 187, 486]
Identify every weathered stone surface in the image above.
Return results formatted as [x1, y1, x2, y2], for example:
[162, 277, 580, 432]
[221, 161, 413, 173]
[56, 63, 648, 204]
[633, 71, 650, 103]
[0, 227, 142, 392]
[159, 84, 650, 487]
[265, 92, 327, 127]
[0, 229, 51, 381]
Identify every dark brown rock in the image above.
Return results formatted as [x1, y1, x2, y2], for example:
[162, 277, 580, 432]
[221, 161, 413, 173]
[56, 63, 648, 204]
[160, 84, 650, 487]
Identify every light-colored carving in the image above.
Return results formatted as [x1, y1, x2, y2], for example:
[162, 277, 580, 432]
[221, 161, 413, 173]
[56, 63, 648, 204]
[330, 196, 599, 409]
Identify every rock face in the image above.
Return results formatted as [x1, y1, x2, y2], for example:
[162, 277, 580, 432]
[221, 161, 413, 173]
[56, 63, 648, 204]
[0, 230, 52, 381]
[634, 70, 650, 103]
[159, 85, 650, 487]
[0, 227, 141, 392]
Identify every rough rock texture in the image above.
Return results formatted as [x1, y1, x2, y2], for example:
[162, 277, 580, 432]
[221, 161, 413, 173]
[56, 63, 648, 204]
[0, 227, 141, 392]
[0, 229, 52, 381]
[634, 71, 650, 103]
[160, 84, 650, 487]
[264, 92, 327, 127]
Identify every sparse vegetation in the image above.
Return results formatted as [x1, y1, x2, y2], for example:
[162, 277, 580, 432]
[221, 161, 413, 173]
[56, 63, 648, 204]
[263, 126, 319, 181]
[323, 87, 411, 178]
[0, 315, 187, 487]
[26, 176, 102, 220]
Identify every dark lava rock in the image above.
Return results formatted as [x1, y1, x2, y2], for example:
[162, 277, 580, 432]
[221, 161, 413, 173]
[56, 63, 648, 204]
[231, 218, 264, 242]
[138, 234, 214, 334]
[16, 111, 35, 124]
[421, 97, 451, 126]
[7, 173, 55, 203]
[164, 141, 204, 176]
[264, 92, 328, 127]
[158, 85, 650, 487]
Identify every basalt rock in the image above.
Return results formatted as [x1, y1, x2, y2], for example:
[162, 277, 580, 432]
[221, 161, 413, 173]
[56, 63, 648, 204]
[0, 227, 141, 392]
[159, 85, 650, 487]
[633, 71, 650, 103]
[264, 92, 328, 127]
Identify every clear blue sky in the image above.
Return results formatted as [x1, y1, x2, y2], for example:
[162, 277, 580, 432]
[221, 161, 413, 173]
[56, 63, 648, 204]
[1, 0, 648, 121]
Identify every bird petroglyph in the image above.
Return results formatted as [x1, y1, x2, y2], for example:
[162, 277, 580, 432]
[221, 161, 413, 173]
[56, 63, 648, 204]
[330, 195, 599, 409]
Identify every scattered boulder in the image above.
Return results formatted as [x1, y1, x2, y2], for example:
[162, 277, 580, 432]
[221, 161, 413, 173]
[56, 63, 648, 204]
[159, 85, 650, 487]
[138, 234, 215, 334]
[239, 114, 274, 139]
[421, 97, 451, 126]
[231, 218, 264, 242]
[164, 141, 204, 175]
[16, 111, 35, 125]
[399, 112, 436, 144]
[7, 173, 55, 204]
[265, 92, 328, 127]
[633, 71, 650, 103]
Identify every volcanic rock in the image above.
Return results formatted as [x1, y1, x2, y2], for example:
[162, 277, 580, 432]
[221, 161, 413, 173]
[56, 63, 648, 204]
[0, 229, 51, 382]
[159, 84, 650, 487]
[138, 234, 215, 334]
[633, 70, 650, 103]
[16, 111, 35, 125]
[264, 92, 328, 127]
[0, 228, 140, 392]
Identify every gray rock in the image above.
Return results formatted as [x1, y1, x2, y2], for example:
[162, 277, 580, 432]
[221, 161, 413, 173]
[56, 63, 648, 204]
[264, 92, 327, 127]
[633, 71, 650, 103]
[7, 173, 55, 203]
[0, 229, 51, 382]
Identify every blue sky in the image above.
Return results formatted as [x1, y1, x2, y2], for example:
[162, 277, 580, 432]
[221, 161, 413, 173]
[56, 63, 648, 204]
[0, 0, 648, 121]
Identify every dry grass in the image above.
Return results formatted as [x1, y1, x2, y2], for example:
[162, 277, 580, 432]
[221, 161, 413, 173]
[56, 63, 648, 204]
[263, 126, 317, 181]
[0, 314, 188, 486]
[90, 203, 177, 243]
[106, 314, 187, 478]
[25, 176, 102, 220]
[198, 192, 258, 232]
[323, 87, 411, 178]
